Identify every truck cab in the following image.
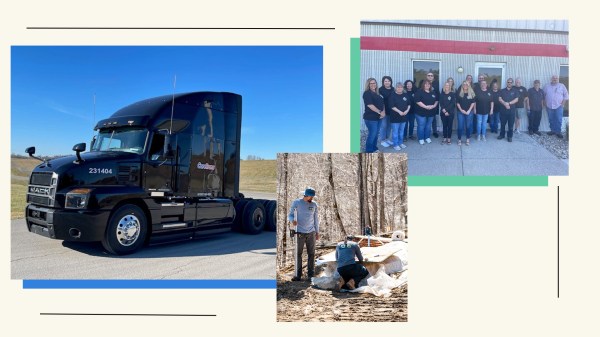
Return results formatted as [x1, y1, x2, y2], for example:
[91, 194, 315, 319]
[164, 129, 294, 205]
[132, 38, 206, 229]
[25, 92, 276, 255]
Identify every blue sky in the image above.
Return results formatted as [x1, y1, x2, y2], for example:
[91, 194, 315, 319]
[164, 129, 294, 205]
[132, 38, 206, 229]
[11, 46, 323, 159]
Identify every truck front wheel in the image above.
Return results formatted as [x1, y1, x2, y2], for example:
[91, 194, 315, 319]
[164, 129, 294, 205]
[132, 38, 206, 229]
[101, 204, 148, 255]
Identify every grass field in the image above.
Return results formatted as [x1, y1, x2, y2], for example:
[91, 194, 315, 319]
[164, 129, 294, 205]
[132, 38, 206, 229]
[11, 157, 40, 219]
[10, 156, 276, 219]
[239, 160, 277, 193]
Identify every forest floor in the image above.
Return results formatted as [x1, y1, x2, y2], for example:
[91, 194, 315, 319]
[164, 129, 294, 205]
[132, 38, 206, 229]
[276, 247, 408, 322]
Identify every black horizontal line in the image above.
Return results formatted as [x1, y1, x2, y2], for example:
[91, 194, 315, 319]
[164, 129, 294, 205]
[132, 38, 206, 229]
[41, 313, 216, 317]
[27, 27, 335, 30]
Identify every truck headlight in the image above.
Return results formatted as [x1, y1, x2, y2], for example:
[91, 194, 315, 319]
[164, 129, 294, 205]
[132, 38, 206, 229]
[65, 188, 92, 209]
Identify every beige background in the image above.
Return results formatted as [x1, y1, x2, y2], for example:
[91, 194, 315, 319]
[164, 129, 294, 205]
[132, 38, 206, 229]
[2, 1, 598, 335]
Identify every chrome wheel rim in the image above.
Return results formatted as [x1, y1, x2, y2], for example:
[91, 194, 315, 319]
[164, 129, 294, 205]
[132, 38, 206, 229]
[116, 214, 141, 246]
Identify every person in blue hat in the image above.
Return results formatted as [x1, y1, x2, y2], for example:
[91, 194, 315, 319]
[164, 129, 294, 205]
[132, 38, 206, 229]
[287, 187, 319, 281]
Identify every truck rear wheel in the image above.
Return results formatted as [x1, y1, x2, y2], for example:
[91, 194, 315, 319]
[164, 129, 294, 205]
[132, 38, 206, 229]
[264, 200, 277, 232]
[241, 200, 265, 235]
[101, 204, 147, 255]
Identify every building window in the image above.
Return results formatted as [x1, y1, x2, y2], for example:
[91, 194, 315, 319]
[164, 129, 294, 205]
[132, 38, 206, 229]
[413, 60, 440, 92]
[560, 65, 569, 117]
[475, 62, 506, 90]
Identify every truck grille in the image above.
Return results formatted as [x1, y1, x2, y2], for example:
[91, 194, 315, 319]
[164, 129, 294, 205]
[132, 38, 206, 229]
[27, 172, 58, 207]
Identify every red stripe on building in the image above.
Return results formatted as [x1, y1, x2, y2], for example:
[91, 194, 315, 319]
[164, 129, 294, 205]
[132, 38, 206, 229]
[361, 36, 568, 58]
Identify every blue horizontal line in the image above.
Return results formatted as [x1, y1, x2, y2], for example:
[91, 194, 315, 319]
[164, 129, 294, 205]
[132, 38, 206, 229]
[23, 279, 276, 289]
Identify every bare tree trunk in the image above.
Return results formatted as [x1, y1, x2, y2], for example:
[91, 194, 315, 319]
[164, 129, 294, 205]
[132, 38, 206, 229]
[358, 153, 364, 234]
[369, 155, 378, 235]
[327, 153, 346, 240]
[277, 153, 289, 269]
[378, 153, 385, 234]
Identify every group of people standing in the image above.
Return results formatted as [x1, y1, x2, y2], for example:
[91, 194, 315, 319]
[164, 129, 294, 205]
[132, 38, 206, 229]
[362, 73, 569, 152]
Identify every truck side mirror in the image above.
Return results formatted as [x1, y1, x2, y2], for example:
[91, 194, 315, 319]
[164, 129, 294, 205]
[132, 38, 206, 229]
[163, 134, 174, 159]
[25, 147, 36, 156]
[73, 143, 86, 163]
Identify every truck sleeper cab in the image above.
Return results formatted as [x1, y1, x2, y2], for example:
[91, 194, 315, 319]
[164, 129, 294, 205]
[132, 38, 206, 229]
[25, 92, 276, 255]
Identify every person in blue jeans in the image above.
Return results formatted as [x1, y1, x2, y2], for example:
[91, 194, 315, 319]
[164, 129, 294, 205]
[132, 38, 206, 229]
[543, 75, 569, 138]
[456, 81, 476, 146]
[389, 82, 411, 150]
[403, 80, 416, 141]
[362, 77, 385, 152]
[414, 80, 438, 145]
[474, 80, 494, 141]
[378, 76, 395, 148]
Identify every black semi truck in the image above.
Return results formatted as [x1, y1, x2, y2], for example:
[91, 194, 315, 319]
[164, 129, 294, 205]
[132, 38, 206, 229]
[25, 92, 276, 255]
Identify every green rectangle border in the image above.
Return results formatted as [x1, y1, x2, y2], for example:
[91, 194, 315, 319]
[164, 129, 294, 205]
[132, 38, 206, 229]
[350, 37, 362, 153]
[350, 37, 548, 187]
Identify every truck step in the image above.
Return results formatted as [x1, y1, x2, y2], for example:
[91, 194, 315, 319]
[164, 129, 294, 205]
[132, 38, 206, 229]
[161, 222, 188, 229]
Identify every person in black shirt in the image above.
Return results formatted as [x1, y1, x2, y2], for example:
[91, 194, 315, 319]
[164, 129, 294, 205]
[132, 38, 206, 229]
[389, 82, 411, 150]
[474, 80, 494, 141]
[472, 74, 486, 132]
[403, 80, 417, 141]
[424, 72, 441, 138]
[490, 81, 501, 133]
[513, 78, 528, 134]
[362, 77, 385, 152]
[497, 78, 519, 142]
[527, 80, 545, 135]
[439, 81, 456, 145]
[414, 80, 438, 145]
[456, 81, 476, 146]
[378, 76, 394, 148]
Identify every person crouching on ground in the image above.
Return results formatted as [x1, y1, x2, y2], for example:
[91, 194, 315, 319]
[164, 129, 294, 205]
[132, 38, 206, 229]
[335, 235, 369, 291]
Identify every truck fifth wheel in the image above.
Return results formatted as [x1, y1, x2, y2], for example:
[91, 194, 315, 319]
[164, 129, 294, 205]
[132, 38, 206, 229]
[25, 92, 276, 255]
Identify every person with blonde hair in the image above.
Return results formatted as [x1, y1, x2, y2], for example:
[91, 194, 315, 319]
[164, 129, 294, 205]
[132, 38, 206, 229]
[446, 77, 456, 92]
[362, 77, 385, 152]
[456, 81, 476, 146]
[439, 81, 456, 144]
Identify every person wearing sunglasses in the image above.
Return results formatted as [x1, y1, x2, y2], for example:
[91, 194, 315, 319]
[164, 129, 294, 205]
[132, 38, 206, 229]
[497, 78, 519, 142]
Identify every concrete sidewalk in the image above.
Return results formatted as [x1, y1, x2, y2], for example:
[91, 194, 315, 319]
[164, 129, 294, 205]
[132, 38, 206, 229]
[378, 132, 568, 176]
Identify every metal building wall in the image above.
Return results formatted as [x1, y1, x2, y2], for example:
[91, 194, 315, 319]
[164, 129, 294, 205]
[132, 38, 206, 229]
[362, 20, 569, 33]
[361, 23, 569, 45]
[360, 22, 569, 132]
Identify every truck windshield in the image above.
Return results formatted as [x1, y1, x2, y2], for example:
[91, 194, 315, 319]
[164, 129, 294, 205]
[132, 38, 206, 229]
[91, 128, 148, 154]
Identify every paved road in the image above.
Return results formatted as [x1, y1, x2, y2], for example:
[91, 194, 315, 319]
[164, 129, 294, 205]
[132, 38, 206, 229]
[379, 132, 568, 176]
[11, 191, 276, 280]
